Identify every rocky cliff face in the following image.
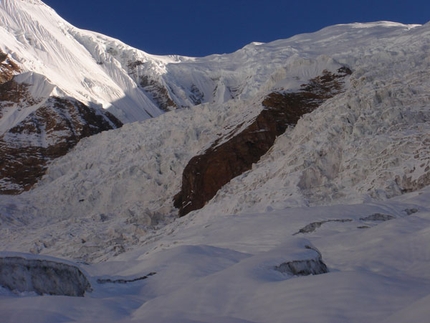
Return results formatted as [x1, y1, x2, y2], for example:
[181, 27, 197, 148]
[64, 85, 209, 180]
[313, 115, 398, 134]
[174, 67, 352, 216]
[0, 72, 122, 194]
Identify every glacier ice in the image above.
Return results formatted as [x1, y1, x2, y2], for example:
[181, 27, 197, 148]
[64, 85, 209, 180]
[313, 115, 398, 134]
[0, 254, 91, 296]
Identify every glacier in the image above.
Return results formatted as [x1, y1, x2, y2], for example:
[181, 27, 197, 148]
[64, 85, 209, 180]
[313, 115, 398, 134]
[0, 0, 430, 322]
[1, 19, 428, 262]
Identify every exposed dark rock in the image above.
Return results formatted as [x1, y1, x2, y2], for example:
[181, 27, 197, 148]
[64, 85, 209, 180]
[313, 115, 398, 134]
[396, 169, 430, 195]
[293, 219, 353, 235]
[0, 77, 123, 194]
[0, 51, 21, 84]
[0, 78, 41, 108]
[359, 213, 395, 221]
[295, 221, 325, 234]
[174, 67, 352, 216]
[404, 208, 419, 215]
[140, 75, 177, 111]
[189, 84, 205, 105]
[97, 272, 156, 284]
[173, 108, 286, 216]
[0, 256, 91, 296]
[127, 59, 144, 71]
[274, 245, 329, 276]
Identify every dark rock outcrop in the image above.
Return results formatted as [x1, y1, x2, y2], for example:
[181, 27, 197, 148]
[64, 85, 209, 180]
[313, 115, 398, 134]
[0, 51, 20, 84]
[359, 213, 395, 221]
[139, 75, 177, 112]
[174, 67, 352, 216]
[293, 219, 353, 235]
[275, 257, 329, 276]
[97, 272, 156, 284]
[0, 76, 123, 194]
[0, 256, 91, 296]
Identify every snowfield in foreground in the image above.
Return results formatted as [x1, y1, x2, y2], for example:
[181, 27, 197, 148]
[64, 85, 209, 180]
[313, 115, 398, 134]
[1, 188, 430, 323]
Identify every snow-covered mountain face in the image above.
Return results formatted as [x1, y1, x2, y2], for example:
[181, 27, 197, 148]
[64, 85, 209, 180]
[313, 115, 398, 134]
[0, 0, 129, 193]
[1, 0, 361, 194]
[2, 2, 430, 322]
[1, 0, 430, 265]
[0, 0, 163, 122]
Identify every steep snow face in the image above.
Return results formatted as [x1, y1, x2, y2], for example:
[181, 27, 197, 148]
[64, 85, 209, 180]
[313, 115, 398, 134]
[0, 0, 165, 122]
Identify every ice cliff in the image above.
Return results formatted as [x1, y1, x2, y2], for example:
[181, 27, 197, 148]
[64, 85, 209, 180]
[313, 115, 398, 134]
[0, 253, 91, 296]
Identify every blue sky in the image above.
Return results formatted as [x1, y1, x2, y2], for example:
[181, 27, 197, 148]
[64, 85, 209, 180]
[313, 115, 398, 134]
[43, 0, 429, 57]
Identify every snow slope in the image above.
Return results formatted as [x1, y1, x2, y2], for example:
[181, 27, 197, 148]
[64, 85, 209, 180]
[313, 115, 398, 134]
[1, 188, 430, 323]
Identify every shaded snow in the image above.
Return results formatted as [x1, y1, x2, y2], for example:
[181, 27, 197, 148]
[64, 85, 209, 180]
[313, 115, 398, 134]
[1, 189, 430, 322]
